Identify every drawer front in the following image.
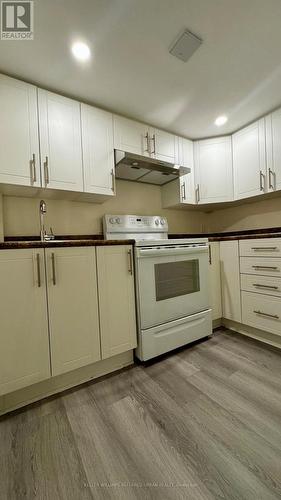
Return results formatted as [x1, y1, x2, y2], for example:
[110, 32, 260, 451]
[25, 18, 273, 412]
[240, 257, 281, 277]
[242, 291, 281, 336]
[239, 238, 281, 257]
[241, 274, 281, 297]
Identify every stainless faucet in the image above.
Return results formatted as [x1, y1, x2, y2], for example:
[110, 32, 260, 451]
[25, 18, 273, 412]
[39, 200, 54, 241]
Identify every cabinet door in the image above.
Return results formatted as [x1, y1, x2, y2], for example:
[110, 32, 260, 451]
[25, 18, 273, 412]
[151, 128, 177, 163]
[194, 137, 233, 204]
[179, 137, 195, 204]
[0, 75, 40, 187]
[208, 242, 222, 320]
[81, 104, 115, 196]
[265, 110, 281, 192]
[0, 249, 50, 395]
[97, 245, 137, 359]
[220, 241, 241, 322]
[113, 115, 149, 156]
[38, 89, 83, 192]
[46, 247, 100, 376]
[233, 119, 266, 200]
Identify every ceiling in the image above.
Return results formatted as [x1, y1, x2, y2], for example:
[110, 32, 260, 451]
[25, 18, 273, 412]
[1, 0, 281, 139]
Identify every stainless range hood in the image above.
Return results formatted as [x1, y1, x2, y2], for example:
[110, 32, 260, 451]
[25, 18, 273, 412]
[115, 150, 190, 186]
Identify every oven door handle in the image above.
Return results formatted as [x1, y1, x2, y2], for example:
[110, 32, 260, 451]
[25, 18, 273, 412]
[136, 245, 208, 258]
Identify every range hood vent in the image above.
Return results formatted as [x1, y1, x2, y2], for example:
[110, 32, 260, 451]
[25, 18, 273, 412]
[115, 150, 190, 186]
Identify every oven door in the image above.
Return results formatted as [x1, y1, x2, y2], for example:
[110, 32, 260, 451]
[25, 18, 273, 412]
[135, 245, 209, 330]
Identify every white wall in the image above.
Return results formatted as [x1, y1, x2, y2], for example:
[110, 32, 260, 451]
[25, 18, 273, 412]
[2, 180, 205, 237]
[206, 196, 281, 232]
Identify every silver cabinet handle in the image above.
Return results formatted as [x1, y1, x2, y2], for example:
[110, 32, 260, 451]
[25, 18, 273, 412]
[268, 168, 275, 190]
[251, 246, 278, 251]
[195, 184, 200, 203]
[208, 245, 212, 265]
[30, 153, 36, 184]
[252, 265, 278, 270]
[181, 182, 186, 201]
[111, 168, 116, 192]
[151, 133, 156, 155]
[44, 156, 49, 186]
[51, 252, 56, 285]
[144, 132, 150, 154]
[259, 170, 265, 191]
[253, 283, 279, 290]
[254, 310, 279, 320]
[127, 249, 133, 275]
[36, 253, 41, 287]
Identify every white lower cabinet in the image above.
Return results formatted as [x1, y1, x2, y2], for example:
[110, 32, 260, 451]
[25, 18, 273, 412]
[97, 245, 137, 359]
[242, 291, 281, 336]
[220, 240, 242, 322]
[208, 242, 222, 320]
[46, 247, 101, 376]
[0, 249, 50, 396]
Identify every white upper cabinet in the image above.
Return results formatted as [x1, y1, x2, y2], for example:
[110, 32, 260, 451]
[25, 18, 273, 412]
[194, 136, 233, 204]
[81, 104, 115, 196]
[150, 128, 178, 163]
[0, 75, 40, 187]
[38, 89, 83, 192]
[233, 119, 266, 200]
[113, 115, 150, 156]
[265, 110, 281, 192]
[179, 137, 195, 204]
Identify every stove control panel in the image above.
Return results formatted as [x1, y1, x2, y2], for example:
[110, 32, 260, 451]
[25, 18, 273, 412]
[104, 215, 168, 235]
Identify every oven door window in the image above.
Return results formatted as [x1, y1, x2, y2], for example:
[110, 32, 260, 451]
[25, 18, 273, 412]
[155, 259, 200, 301]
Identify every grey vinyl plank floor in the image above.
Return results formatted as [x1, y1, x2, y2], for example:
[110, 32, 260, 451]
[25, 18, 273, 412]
[1, 329, 281, 500]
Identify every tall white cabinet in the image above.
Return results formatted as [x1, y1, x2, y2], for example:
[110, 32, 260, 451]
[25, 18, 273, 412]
[46, 247, 101, 376]
[81, 105, 115, 195]
[97, 245, 137, 359]
[0, 249, 50, 395]
[38, 89, 84, 192]
[0, 75, 40, 188]
[194, 136, 233, 204]
[233, 119, 266, 200]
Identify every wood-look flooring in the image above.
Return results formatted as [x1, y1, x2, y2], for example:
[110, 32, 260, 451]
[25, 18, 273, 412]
[1, 329, 281, 500]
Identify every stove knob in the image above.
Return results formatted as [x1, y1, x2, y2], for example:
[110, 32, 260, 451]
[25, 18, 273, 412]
[109, 217, 116, 224]
[160, 218, 166, 226]
[116, 217, 121, 224]
[155, 219, 160, 226]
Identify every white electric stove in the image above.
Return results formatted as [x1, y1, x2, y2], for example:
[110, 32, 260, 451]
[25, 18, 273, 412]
[104, 215, 212, 361]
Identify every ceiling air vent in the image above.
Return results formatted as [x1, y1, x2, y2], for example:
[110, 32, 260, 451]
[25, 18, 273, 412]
[169, 29, 202, 62]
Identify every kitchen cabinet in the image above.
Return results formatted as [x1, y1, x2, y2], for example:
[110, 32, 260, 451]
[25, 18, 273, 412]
[265, 110, 281, 192]
[233, 119, 266, 200]
[97, 245, 137, 359]
[241, 291, 281, 336]
[81, 105, 115, 196]
[46, 247, 100, 376]
[208, 242, 222, 321]
[38, 89, 84, 192]
[113, 115, 177, 163]
[0, 74, 40, 188]
[194, 137, 233, 204]
[161, 137, 195, 207]
[220, 240, 241, 322]
[113, 115, 150, 156]
[0, 249, 50, 395]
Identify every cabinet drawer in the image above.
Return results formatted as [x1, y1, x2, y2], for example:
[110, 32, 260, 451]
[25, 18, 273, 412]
[240, 257, 281, 277]
[242, 291, 281, 336]
[239, 238, 281, 257]
[241, 274, 281, 297]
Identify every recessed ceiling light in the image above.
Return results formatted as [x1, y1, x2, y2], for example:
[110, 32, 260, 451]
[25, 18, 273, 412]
[71, 42, 91, 61]
[215, 115, 228, 127]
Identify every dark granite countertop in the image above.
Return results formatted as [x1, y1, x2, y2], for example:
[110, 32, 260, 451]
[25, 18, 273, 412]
[169, 226, 281, 242]
[0, 235, 134, 249]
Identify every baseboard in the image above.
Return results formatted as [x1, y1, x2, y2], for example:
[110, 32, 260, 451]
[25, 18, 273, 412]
[222, 319, 281, 350]
[212, 318, 223, 329]
[0, 350, 134, 416]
